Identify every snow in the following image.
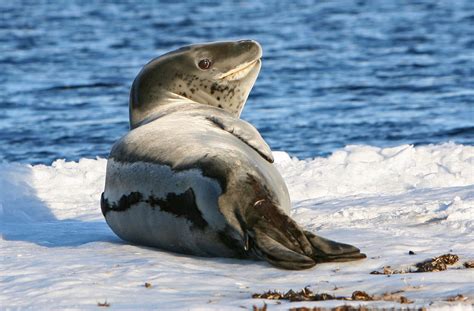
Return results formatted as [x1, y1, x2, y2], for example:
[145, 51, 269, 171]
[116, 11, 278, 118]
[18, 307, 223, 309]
[1, 143, 473, 310]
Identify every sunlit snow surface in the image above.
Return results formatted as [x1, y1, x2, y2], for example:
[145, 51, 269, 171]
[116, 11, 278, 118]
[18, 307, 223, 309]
[1, 143, 473, 310]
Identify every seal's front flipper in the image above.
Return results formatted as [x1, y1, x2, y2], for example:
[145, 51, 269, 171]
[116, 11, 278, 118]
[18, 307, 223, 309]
[207, 115, 274, 163]
[304, 231, 366, 263]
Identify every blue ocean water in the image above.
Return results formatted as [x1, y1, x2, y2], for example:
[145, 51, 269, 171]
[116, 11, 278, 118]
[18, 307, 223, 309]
[0, 0, 473, 164]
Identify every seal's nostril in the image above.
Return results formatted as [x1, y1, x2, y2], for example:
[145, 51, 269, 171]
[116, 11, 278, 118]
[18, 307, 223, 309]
[237, 40, 260, 52]
[237, 40, 262, 54]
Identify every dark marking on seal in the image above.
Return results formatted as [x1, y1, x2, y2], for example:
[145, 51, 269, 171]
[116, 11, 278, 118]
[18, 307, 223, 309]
[101, 189, 208, 229]
[178, 156, 230, 192]
[210, 83, 230, 95]
[146, 188, 207, 229]
[101, 192, 142, 216]
[210, 83, 218, 94]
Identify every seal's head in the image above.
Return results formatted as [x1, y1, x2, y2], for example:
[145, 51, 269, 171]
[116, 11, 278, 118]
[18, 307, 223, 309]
[129, 40, 262, 128]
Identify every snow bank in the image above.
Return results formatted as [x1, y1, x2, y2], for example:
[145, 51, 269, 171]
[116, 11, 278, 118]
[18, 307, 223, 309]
[0, 158, 106, 223]
[274, 143, 473, 201]
[1, 143, 473, 310]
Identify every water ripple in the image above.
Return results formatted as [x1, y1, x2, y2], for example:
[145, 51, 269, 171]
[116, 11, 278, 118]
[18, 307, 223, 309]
[0, 0, 472, 164]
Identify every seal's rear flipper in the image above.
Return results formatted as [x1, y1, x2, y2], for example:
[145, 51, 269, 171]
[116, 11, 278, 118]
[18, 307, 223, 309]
[304, 231, 366, 263]
[245, 198, 365, 269]
[252, 230, 316, 270]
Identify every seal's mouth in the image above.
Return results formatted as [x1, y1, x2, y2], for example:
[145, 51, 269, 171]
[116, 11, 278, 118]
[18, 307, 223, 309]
[217, 58, 261, 81]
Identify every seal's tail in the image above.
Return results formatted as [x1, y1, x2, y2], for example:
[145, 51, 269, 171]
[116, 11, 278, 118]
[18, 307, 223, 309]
[244, 199, 366, 270]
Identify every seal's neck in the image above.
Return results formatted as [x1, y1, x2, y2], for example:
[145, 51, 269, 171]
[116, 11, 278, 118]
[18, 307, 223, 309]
[129, 89, 204, 129]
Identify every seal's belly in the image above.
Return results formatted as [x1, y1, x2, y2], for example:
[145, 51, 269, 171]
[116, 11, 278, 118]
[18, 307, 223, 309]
[102, 159, 244, 257]
[104, 202, 235, 257]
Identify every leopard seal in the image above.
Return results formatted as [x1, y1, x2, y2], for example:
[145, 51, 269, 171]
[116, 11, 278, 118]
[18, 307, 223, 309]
[101, 40, 366, 269]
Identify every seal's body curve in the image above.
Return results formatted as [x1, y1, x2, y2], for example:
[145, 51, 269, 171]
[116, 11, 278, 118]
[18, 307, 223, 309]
[103, 103, 289, 258]
[102, 40, 366, 269]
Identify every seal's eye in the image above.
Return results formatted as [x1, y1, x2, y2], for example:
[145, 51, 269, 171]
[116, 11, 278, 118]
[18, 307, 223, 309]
[198, 59, 212, 70]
